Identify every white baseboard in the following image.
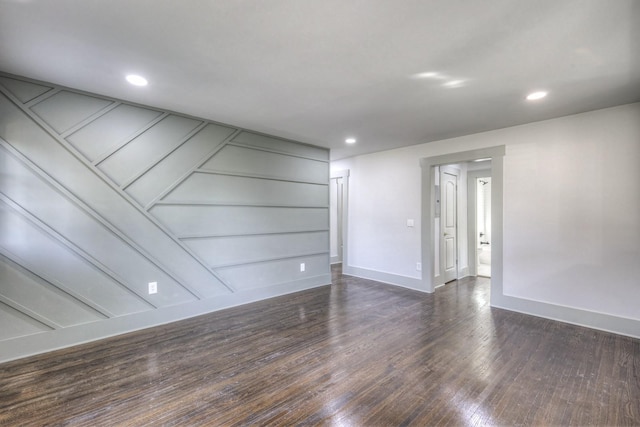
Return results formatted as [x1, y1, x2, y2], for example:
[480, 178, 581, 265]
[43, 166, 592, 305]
[0, 274, 331, 364]
[342, 265, 429, 293]
[343, 265, 640, 340]
[492, 294, 640, 340]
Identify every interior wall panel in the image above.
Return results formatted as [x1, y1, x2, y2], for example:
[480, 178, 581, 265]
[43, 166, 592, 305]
[184, 231, 329, 267]
[0, 76, 52, 103]
[66, 104, 163, 161]
[0, 93, 230, 297]
[202, 144, 328, 184]
[151, 205, 328, 237]
[165, 173, 328, 207]
[30, 90, 114, 134]
[97, 114, 202, 185]
[0, 146, 198, 305]
[231, 131, 329, 161]
[0, 72, 330, 363]
[216, 254, 330, 291]
[0, 202, 158, 315]
[125, 123, 236, 207]
[0, 302, 50, 341]
[0, 256, 103, 327]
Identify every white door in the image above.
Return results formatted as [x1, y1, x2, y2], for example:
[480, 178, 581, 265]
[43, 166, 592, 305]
[441, 168, 458, 283]
[329, 177, 343, 264]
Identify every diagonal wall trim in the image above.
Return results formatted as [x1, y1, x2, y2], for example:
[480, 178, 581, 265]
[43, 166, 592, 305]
[0, 76, 54, 104]
[0, 194, 158, 310]
[93, 112, 170, 166]
[0, 274, 331, 364]
[0, 249, 117, 319]
[60, 101, 121, 139]
[0, 86, 234, 295]
[227, 141, 329, 163]
[120, 121, 208, 190]
[0, 300, 53, 333]
[194, 169, 329, 186]
[23, 87, 62, 109]
[0, 294, 61, 330]
[0, 131, 204, 300]
[0, 72, 331, 360]
[147, 129, 242, 210]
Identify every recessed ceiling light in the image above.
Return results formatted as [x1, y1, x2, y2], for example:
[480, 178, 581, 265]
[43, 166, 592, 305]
[412, 71, 447, 80]
[126, 74, 148, 86]
[526, 91, 547, 101]
[414, 72, 437, 79]
[443, 80, 465, 88]
[345, 138, 356, 144]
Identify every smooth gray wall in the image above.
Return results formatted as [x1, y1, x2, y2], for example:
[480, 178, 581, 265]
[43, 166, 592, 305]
[0, 73, 331, 363]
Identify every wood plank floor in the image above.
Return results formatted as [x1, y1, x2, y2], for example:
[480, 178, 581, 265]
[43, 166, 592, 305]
[1, 265, 639, 426]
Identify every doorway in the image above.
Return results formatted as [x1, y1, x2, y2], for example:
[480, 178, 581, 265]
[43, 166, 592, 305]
[440, 165, 459, 283]
[329, 176, 344, 264]
[476, 177, 491, 277]
[330, 170, 349, 266]
[467, 168, 492, 278]
[419, 145, 504, 298]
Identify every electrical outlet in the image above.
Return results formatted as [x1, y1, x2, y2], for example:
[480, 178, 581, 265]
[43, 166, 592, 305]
[148, 281, 157, 294]
[300, 263, 306, 272]
[416, 262, 422, 271]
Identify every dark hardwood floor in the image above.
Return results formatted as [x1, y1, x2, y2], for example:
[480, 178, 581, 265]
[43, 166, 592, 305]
[1, 265, 639, 426]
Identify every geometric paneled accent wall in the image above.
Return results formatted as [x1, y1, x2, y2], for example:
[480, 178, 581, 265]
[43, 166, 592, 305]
[0, 73, 330, 363]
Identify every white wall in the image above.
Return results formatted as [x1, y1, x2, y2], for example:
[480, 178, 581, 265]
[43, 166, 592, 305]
[502, 104, 640, 321]
[333, 150, 423, 282]
[332, 102, 640, 332]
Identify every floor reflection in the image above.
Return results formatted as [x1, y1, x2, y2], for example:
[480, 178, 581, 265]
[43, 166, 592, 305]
[3, 264, 637, 425]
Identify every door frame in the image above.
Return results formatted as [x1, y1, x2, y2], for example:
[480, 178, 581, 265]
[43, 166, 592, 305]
[467, 169, 492, 277]
[330, 169, 349, 267]
[420, 146, 504, 300]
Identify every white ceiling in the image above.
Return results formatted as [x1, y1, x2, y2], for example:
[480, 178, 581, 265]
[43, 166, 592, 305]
[1, 0, 639, 160]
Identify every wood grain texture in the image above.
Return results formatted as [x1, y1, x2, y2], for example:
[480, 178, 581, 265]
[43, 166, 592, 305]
[1, 265, 638, 426]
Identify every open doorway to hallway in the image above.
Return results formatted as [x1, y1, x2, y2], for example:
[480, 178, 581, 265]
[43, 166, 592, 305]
[420, 145, 504, 296]
[329, 175, 343, 265]
[329, 170, 349, 267]
[476, 177, 491, 277]
[435, 161, 491, 285]
[467, 164, 492, 279]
